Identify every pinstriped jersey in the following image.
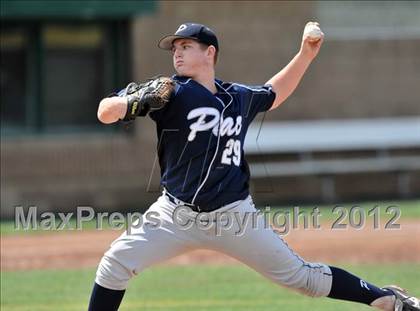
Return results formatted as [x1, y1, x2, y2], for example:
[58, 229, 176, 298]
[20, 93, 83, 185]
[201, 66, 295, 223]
[148, 75, 275, 211]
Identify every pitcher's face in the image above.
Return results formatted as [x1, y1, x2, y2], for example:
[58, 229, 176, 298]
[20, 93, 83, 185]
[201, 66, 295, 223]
[172, 39, 211, 77]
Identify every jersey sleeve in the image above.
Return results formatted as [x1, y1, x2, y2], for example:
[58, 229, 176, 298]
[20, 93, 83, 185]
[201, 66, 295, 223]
[242, 84, 276, 121]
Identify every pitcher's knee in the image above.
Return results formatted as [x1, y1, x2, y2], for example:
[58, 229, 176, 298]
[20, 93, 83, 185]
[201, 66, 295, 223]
[273, 262, 333, 297]
[297, 263, 332, 297]
[95, 255, 135, 291]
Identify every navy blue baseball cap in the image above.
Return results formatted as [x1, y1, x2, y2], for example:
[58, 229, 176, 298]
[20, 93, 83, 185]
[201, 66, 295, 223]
[158, 23, 219, 51]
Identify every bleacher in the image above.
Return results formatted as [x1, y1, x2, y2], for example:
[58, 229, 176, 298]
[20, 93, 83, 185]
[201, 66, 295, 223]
[244, 117, 420, 202]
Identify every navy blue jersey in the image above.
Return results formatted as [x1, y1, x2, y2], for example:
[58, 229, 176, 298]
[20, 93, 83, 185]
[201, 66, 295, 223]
[116, 76, 275, 210]
[145, 75, 276, 211]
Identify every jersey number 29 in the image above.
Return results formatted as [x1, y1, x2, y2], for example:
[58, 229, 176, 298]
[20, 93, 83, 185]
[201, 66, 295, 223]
[221, 139, 241, 166]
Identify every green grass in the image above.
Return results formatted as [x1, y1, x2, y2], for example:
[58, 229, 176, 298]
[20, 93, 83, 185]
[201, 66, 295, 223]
[270, 199, 420, 220]
[0, 217, 124, 236]
[2, 263, 420, 311]
[1, 199, 419, 236]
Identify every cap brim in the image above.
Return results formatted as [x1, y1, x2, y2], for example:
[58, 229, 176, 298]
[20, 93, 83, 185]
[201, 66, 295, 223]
[158, 35, 198, 50]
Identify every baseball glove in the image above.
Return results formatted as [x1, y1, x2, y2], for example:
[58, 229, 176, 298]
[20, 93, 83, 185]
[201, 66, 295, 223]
[122, 76, 175, 121]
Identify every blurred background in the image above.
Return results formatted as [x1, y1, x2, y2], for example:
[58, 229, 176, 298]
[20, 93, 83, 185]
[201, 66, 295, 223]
[1, 0, 420, 218]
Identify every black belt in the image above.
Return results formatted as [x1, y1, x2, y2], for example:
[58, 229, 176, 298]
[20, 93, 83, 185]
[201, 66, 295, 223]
[163, 189, 244, 213]
[164, 191, 202, 212]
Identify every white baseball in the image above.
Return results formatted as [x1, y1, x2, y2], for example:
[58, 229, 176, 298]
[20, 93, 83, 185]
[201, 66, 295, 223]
[304, 23, 323, 42]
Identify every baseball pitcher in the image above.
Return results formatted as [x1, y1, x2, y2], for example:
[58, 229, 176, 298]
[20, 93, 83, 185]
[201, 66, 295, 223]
[88, 22, 419, 311]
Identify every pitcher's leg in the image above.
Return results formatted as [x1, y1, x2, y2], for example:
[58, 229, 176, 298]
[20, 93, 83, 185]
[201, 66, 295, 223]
[95, 222, 192, 290]
[328, 266, 394, 307]
[210, 196, 332, 297]
[89, 195, 197, 310]
[88, 283, 125, 311]
[219, 222, 333, 297]
[95, 196, 196, 290]
[210, 196, 402, 309]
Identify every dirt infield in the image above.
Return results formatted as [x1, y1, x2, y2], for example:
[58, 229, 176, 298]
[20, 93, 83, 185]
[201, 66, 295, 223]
[2, 220, 419, 271]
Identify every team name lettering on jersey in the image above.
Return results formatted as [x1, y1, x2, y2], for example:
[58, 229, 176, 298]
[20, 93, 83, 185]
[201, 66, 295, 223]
[187, 107, 242, 142]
